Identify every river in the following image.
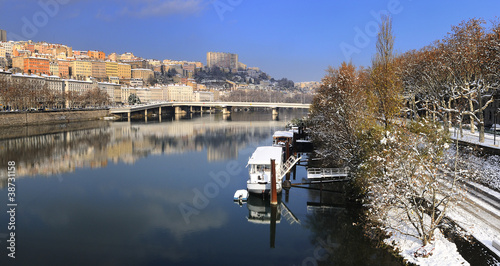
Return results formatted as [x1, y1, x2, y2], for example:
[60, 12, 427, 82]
[0, 110, 401, 265]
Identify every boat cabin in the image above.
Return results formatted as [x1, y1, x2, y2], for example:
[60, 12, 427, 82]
[247, 146, 284, 194]
[272, 131, 294, 147]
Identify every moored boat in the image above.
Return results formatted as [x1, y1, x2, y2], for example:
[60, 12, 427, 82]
[272, 131, 294, 147]
[246, 146, 284, 194]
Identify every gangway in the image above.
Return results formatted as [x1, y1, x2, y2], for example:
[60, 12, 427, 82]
[277, 155, 301, 179]
[307, 167, 350, 179]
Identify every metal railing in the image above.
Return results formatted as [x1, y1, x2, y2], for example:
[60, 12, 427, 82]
[307, 167, 350, 178]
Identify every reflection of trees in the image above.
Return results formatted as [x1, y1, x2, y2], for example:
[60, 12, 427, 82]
[0, 123, 112, 186]
[303, 190, 400, 265]
[0, 114, 295, 185]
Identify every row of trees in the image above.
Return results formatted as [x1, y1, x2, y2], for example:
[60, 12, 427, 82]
[0, 80, 63, 110]
[0, 79, 110, 110]
[400, 18, 500, 142]
[221, 89, 313, 104]
[309, 16, 499, 249]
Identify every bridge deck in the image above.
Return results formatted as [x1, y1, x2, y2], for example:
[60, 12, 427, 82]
[109, 102, 310, 114]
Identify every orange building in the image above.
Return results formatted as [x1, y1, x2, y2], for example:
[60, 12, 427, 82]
[58, 59, 70, 78]
[24, 57, 50, 75]
[88, 50, 105, 60]
[25, 44, 35, 52]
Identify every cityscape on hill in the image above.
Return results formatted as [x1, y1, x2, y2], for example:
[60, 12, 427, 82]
[0, 29, 316, 110]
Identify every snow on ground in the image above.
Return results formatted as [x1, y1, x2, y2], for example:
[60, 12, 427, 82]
[445, 190, 500, 260]
[448, 129, 500, 191]
[383, 209, 469, 265]
[451, 127, 500, 150]
[443, 140, 500, 260]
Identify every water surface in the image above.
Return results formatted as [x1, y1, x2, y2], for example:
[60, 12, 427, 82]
[0, 111, 400, 265]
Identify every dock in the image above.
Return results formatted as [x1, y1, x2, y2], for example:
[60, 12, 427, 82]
[307, 167, 350, 179]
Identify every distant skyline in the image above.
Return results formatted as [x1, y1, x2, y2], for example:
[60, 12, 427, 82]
[1, 0, 499, 82]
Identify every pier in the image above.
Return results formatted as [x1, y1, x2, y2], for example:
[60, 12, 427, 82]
[307, 167, 350, 179]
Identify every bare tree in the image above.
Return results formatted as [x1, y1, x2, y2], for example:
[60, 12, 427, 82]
[370, 15, 402, 128]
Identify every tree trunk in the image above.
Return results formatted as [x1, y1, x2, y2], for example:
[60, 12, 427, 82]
[432, 103, 436, 122]
[469, 96, 475, 134]
[442, 100, 449, 134]
[478, 89, 485, 143]
[426, 101, 429, 119]
[448, 99, 452, 131]
[412, 95, 417, 121]
[459, 119, 463, 138]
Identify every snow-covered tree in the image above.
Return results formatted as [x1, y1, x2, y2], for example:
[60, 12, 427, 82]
[400, 18, 499, 142]
[360, 120, 463, 246]
[310, 62, 371, 168]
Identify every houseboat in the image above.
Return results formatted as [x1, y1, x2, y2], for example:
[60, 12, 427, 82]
[246, 146, 284, 194]
[272, 131, 294, 147]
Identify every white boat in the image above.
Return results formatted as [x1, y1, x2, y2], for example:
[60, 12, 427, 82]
[233, 189, 249, 201]
[246, 146, 284, 194]
[272, 131, 294, 147]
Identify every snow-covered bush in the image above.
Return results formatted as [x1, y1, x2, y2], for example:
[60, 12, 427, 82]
[359, 120, 464, 246]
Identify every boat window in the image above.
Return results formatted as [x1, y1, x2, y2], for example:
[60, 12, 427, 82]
[264, 164, 271, 171]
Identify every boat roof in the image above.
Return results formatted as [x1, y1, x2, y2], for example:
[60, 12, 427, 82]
[273, 131, 294, 138]
[248, 146, 283, 165]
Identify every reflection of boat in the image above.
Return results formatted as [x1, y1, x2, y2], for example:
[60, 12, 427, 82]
[246, 194, 281, 224]
[246, 146, 284, 194]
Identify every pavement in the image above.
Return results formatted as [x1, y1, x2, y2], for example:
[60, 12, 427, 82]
[450, 127, 500, 150]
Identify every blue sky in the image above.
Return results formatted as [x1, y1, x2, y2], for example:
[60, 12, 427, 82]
[0, 0, 499, 82]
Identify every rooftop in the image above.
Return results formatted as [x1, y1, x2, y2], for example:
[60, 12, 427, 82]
[247, 146, 283, 165]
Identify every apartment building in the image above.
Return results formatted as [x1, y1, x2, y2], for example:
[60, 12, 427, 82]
[91, 61, 107, 81]
[117, 63, 131, 79]
[24, 57, 50, 75]
[131, 68, 154, 82]
[69, 60, 92, 79]
[207, 52, 238, 70]
[105, 61, 118, 78]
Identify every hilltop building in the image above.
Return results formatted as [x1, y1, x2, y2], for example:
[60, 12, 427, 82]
[207, 52, 238, 70]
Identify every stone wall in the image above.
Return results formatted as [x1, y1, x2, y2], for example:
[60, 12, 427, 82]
[0, 120, 110, 140]
[0, 110, 109, 128]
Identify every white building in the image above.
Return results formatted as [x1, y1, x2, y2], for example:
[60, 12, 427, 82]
[98, 82, 121, 103]
[193, 91, 214, 102]
[167, 84, 193, 102]
[129, 78, 143, 87]
[43, 75, 64, 93]
[11, 73, 46, 88]
[0, 41, 14, 58]
[63, 79, 96, 94]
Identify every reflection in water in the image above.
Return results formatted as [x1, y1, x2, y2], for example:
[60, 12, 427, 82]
[0, 110, 402, 265]
[246, 194, 282, 249]
[246, 195, 281, 225]
[0, 112, 290, 188]
[302, 185, 401, 266]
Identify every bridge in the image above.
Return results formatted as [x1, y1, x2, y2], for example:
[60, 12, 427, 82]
[109, 101, 311, 120]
